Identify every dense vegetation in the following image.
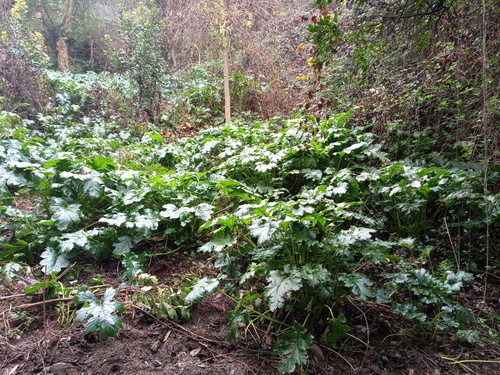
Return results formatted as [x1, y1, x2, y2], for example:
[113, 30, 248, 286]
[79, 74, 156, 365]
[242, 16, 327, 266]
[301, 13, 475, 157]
[0, 0, 499, 373]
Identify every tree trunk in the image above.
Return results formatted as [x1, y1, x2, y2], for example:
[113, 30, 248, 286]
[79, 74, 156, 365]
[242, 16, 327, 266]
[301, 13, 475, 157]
[38, 0, 74, 71]
[222, 0, 231, 124]
[223, 30, 231, 124]
[56, 37, 69, 71]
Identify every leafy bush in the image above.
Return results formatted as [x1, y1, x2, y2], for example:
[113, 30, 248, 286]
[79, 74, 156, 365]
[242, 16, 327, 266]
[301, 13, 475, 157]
[105, 1, 167, 123]
[307, 0, 500, 162]
[0, 5, 51, 118]
[75, 288, 125, 340]
[162, 67, 223, 127]
[1, 76, 494, 370]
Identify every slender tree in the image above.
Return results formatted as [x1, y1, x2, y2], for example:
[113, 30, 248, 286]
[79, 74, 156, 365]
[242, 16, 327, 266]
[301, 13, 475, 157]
[222, 0, 231, 124]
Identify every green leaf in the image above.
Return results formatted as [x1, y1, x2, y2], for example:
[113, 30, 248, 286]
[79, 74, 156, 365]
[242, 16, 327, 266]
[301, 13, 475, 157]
[300, 264, 333, 299]
[159, 205, 196, 227]
[393, 302, 426, 322]
[264, 267, 302, 311]
[114, 236, 139, 256]
[199, 234, 236, 253]
[75, 288, 125, 340]
[456, 330, 479, 345]
[184, 278, 219, 304]
[326, 314, 350, 344]
[343, 142, 365, 154]
[160, 204, 181, 219]
[40, 247, 71, 274]
[87, 156, 117, 172]
[44, 158, 73, 172]
[121, 252, 146, 281]
[227, 310, 249, 342]
[300, 264, 330, 288]
[444, 271, 472, 293]
[77, 290, 98, 304]
[249, 220, 279, 245]
[335, 227, 376, 246]
[326, 182, 348, 195]
[82, 175, 104, 199]
[274, 322, 313, 374]
[59, 230, 89, 252]
[24, 273, 58, 294]
[1, 261, 22, 282]
[127, 210, 160, 233]
[338, 273, 373, 301]
[100, 213, 128, 227]
[49, 198, 83, 231]
[193, 203, 215, 221]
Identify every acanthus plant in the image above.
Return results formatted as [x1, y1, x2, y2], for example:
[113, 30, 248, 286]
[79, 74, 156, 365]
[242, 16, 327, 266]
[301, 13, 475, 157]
[0, 113, 218, 277]
[0, 103, 488, 373]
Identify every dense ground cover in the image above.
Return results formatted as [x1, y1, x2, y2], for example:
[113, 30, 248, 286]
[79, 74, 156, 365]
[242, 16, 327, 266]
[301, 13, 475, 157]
[1, 71, 499, 374]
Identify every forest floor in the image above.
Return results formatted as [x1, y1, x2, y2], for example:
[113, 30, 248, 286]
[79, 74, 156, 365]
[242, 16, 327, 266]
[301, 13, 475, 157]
[2, 249, 500, 375]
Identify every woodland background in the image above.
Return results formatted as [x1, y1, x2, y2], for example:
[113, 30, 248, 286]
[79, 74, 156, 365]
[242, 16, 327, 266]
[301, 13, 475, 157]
[0, 1, 499, 374]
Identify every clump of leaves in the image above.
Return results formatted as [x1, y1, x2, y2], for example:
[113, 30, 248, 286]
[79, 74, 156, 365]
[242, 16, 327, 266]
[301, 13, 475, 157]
[386, 263, 474, 340]
[0, 81, 488, 372]
[274, 322, 313, 374]
[75, 288, 125, 340]
[130, 272, 192, 322]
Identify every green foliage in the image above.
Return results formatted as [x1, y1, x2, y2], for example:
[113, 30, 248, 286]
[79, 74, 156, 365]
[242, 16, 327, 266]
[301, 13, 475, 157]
[75, 288, 125, 340]
[129, 273, 192, 322]
[0, 5, 51, 117]
[184, 277, 220, 304]
[106, 1, 167, 122]
[307, 0, 500, 162]
[161, 67, 266, 127]
[308, 11, 341, 70]
[162, 67, 223, 127]
[274, 322, 313, 374]
[387, 265, 474, 338]
[1, 70, 495, 370]
[326, 314, 350, 344]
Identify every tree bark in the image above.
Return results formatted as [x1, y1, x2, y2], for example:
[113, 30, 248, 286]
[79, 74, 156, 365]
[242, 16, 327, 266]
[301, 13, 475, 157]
[37, 0, 74, 71]
[56, 37, 69, 71]
[222, 0, 231, 124]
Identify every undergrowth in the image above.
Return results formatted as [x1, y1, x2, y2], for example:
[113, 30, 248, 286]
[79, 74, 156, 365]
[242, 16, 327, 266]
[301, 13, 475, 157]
[0, 72, 499, 373]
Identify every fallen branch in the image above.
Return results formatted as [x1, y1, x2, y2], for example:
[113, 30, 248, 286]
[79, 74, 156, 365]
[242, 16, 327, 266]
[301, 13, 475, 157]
[0, 294, 27, 300]
[12, 285, 114, 309]
[14, 297, 74, 309]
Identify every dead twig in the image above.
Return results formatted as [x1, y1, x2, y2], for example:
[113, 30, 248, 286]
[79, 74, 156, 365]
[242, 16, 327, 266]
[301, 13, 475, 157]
[14, 297, 74, 310]
[0, 294, 28, 300]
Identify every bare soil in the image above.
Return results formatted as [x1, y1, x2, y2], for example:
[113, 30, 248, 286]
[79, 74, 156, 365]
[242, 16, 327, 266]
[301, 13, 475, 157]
[2, 253, 500, 375]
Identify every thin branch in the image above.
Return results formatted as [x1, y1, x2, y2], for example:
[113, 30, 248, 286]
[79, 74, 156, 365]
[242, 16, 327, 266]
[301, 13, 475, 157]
[384, 7, 447, 21]
[59, 0, 74, 32]
[481, 0, 490, 302]
[15, 297, 74, 309]
[37, 0, 52, 31]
